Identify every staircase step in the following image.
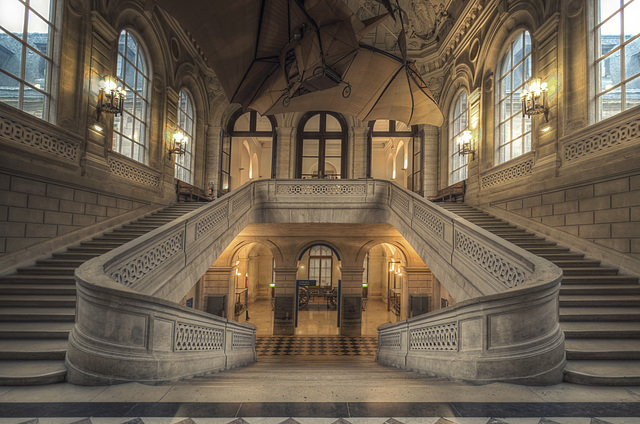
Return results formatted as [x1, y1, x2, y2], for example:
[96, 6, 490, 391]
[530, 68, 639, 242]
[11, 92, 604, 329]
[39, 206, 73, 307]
[0, 322, 74, 339]
[0, 284, 76, 295]
[562, 267, 619, 276]
[36, 259, 85, 267]
[560, 285, 640, 295]
[525, 247, 571, 254]
[0, 339, 68, 360]
[0, 275, 75, 284]
[0, 295, 77, 308]
[17, 267, 76, 276]
[537, 253, 586, 260]
[560, 307, 640, 322]
[52, 252, 100, 261]
[560, 295, 640, 307]
[565, 339, 640, 360]
[562, 275, 639, 284]
[564, 360, 640, 385]
[0, 360, 67, 385]
[552, 259, 601, 267]
[68, 246, 112, 254]
[0, 307, 75, 322]
[560, 322, 640, 338]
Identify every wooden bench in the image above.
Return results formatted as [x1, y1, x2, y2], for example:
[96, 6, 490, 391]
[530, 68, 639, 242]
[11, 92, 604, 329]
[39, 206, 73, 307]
[176, 180, 210, 202]
[428, 180, 466, 202]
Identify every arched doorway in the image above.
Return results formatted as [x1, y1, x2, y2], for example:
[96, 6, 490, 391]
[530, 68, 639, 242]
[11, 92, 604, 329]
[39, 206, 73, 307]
[295, 243, 342, 335]
[220, 109, 277, 195]
[368, 119, 423, 195]
[296, 111, 348, 179]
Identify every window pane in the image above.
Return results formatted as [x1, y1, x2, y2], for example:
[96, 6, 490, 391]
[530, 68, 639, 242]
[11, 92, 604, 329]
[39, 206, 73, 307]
[27, 12, 50, 56]
[599, 87, 622, 120]
[0, 0, 25, 34]
[0, 75, 20, 108]
[30, 0, 52, 21]
[625, 1, 640, 38]
[304, 114, 320, 131]
[23, 85, 44, 118]
[233, 112, 250, 131]
[0, 30, 23, 78]
[301, 157, 317, 177]
[24, 48, 47, 89]
[513, 34, 524, 64]
[373, 120, 389, 132]
[302, 139, 319, 157]
[601, 12, 622, 53]
[255, 113, 272, 131]
[325, 139, 341, 157]
[600, 1, 621, 24]
[624, 36, 640, 79]
[325, 114, 341, 131]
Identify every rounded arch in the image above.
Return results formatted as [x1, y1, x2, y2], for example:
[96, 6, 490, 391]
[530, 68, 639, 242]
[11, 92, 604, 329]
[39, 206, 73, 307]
[297, 242, 342, 262]
[354, 240, 409, 269]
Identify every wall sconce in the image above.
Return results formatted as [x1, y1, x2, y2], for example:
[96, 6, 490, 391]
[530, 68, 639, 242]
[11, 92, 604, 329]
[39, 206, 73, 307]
[168, 131, 187, 157]
[520, 77, 549, 121]
[97, 76, 125, 120]
[457, 130, 475, 160]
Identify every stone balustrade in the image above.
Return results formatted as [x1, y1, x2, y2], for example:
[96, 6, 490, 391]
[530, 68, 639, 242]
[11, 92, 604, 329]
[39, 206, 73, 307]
[67, 179, 564, 385]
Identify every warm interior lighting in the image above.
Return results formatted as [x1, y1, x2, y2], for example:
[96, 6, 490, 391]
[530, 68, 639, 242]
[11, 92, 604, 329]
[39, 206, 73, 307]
[520, 77, 549, 121]
[93, 124, 104, 133]
[457, 130, 475, 159]
[168, 131, 187, 157]
[541, 126, 551, 133]
[97, 76, 126, 119]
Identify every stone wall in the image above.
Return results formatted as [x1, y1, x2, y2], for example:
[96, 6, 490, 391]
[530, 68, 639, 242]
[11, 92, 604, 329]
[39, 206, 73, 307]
[491, 173, 640, 258]
[0, 172, 148, 255]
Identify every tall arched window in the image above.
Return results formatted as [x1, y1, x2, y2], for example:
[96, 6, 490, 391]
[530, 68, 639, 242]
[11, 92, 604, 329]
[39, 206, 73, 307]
[593, 0, 640, 121]
[496, 31, 532, 164]
[297, 112, 347, 179]
[112, 30, 151, 164]
[222, 110, 276, 194]
[175, 89, 195, 183]
[449, 91, 468, 184]
[308, 245, 333, 288]
[0, 0, 60, 121]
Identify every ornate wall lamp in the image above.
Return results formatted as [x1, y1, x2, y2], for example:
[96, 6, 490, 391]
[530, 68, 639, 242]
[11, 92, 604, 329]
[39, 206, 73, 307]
[96, 76, 126, 120]
[457, 130, 475, 160]
[520, 77, 549, 121]
[168, 131, 187, 158]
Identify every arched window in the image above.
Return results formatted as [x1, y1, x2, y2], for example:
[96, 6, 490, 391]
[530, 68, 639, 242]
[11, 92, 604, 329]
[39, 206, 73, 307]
[297, 112, 347, 179]
[369, 120, 420, 192]
[309, 245, 333, 287]
[222, 110, 276, 194]
[112, 30, 151, 164]
[593, 0, 640, 121]
[175, 89, 195, 183]
[449, 91, 468, 184]
[0, 0, 60, 121]
[496, 31, 532, 164]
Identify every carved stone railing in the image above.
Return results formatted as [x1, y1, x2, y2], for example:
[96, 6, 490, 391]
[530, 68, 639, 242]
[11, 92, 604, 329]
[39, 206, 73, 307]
[107, 153, 161, 188]
[561, 108, 640, 165]
[480, 153, 534, 189]
[378, 183, 564, 385]
[68, 179, 563, 385]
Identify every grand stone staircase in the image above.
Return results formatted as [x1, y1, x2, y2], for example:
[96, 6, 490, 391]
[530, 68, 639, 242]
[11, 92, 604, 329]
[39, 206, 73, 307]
[439, 202, 640, 385]
[0, 202, 204, 385]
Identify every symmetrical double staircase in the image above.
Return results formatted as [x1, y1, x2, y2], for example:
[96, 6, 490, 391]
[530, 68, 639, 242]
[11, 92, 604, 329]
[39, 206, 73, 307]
[0, 202, 204, 385]
[440, 203, 640, 385]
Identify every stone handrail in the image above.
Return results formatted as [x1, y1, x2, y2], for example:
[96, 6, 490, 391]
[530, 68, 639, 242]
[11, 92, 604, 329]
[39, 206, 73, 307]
[378, 184, 565, 384]
[67, 179, 564, 385]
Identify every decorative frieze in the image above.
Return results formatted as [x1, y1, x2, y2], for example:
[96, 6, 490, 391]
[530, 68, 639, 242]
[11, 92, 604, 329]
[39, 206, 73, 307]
[410, 323, 458, 351]
[0, 114, 79, 161]
[232, 332, 254, 349]
[414, 204, 445, 238]
[195, 204, 227, 240]
[276, 183, 366, 196]
[481, 159, 533, 188]
[175, 322, 224, 351]
[109, 157, 161, 187]
[563, 115, 640, 162]
[454, 230, 528, 288]
[379, 332, 402, 350]
[108, 231, 184, 287]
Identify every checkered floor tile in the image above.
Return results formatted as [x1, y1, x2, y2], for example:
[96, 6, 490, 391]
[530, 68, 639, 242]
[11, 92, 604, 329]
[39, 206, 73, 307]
[255, 336, 378, 356]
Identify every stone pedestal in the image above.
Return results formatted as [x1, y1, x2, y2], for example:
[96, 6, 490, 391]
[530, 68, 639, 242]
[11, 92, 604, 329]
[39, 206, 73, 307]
[273, 267, 297, 335]
[339, 267, 364, 336]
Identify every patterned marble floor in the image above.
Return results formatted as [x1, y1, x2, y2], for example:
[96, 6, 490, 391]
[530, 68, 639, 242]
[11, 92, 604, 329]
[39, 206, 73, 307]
[255, 336, 378, 356]
[0, 415, 638, 423]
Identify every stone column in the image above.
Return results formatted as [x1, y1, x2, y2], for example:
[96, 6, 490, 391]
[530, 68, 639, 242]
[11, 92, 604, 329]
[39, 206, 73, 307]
[423, 125, 439, 197]
[206, 125, 222, 195]
[339, 267, 364, 336]
[351, 125, 369, 179]
[202, 267, 232, 318]
[275, 126, 295, 179]
[273, 267, 298, 335]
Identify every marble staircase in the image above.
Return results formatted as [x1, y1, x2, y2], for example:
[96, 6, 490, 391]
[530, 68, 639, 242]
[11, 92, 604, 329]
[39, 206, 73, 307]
[0, 202, 204, 385]
[439, 202, 640, 385]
